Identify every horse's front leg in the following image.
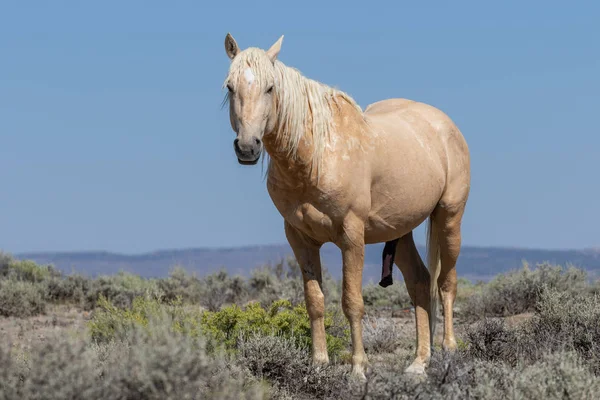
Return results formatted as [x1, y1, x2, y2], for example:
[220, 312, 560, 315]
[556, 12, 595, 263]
[284, 221, 329, 365]
[339, 217, 368, 380]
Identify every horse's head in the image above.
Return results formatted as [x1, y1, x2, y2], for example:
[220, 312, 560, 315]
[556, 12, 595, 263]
[223, 33, 283, 165]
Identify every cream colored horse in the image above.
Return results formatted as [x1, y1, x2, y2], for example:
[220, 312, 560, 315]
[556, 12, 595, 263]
[222, 33, 470, 379]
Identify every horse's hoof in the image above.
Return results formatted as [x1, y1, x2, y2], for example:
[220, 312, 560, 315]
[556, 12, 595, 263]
[312, 353, 330, 367]
[350, 368, 367, 383]
[404, 362, 426, 375]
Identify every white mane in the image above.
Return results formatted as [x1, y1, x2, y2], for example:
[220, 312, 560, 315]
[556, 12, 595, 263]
[225, 48, 363, 176]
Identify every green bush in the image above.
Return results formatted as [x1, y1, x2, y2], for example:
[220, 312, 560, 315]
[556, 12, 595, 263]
[0, 279, 47, 317]
[89, 295, 350, 360]
[200, 299, 350, 359]
[88, 294, 204, 343]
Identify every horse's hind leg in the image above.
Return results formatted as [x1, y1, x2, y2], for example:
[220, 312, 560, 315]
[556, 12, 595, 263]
[394, 231, 431, 374]
[431, 203, 466, 351]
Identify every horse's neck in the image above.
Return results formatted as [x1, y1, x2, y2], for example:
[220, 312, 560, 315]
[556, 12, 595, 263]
[263, 127, 317, 188]
[264, 85, 363, 188]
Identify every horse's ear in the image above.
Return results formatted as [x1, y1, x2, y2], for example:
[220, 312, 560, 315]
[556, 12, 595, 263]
[225, 33, 239, 60]
[266, 35, 284, 62]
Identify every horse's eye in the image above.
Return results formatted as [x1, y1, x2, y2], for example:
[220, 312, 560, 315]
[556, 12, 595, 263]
[266, 86, 274, 94]
[227, 84, 234, 93]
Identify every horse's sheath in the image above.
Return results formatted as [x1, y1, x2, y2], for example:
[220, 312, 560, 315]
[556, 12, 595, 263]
[379, 238, 400, 288]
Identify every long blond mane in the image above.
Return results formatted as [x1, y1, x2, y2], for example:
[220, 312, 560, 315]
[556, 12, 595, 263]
[225, 48, 363, 175]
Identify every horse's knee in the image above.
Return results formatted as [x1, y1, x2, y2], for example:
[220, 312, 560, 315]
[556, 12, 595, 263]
[438, 267, 457, 294]
[342, 291, 364, 320]
[305, 287, 325, 319]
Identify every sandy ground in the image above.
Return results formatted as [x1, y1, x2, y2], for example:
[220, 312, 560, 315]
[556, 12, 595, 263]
[1, 305, 91, 353]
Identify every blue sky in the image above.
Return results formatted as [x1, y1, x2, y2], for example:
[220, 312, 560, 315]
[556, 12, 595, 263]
[1, 1, 598, 254]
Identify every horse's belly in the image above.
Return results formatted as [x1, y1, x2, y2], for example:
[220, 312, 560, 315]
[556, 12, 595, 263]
[364, 188, 442, 244]
[364, 211, 430, 244]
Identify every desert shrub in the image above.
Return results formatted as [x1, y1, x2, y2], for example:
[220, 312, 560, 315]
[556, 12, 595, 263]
[156, 265, 204, 303]
[0, 251, 11, 269]
[464, 318, 522, 365]
[462, 262, 588, 320]
[200, 299, 350, 359]
[340, 350, 502, 400]
[201, 269, 248, 311]
[44, 273, 90, 305]
[362, 281, 412, 310]
[89, 295, 350, 359]
[521, 287, 600, 373]
[248, 265, 291, 306]
[248, 257, 342, 308]
[0, 254, 93, 307]
[84, 271, 163, 310]
[97, 318, 266, 400]
[342, 349, 600, 400]
[362, 315, 402, 354]
[0, 279, 46, 317]
[343, 285, 600, 399]
[1, 315, 267, 400]
[88, 294, 203, 343]
[237, 334, 346, 399]
[0, 257, 56, 283]
[462, 285, 600, 375]
[454, 277, 484, 308]
[248, 258, 304, 306]
[510, 351, 600, 400]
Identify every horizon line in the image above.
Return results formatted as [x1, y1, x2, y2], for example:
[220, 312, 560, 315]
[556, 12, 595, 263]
[10, 242, 599, 258]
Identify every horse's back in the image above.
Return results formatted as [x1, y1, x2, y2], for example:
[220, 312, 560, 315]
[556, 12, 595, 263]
[365, 98, 455, 128]
[363, 98, 417, 115]
[364, 97, 468, 150]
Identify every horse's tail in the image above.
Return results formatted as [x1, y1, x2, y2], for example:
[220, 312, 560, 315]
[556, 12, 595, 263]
[426, 216, 441, 347]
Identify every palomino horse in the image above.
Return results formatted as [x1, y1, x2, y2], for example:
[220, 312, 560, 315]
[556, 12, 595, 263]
[222, 33, 470, 379]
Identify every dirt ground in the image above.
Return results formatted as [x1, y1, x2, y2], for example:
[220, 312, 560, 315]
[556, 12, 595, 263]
[1, 305, 91, 353]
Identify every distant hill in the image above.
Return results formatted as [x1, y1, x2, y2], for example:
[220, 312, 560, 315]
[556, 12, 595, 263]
[14, 243, 600, 284]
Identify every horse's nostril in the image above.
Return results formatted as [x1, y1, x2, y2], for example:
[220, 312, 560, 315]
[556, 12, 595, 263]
[254, 138, 261, 146]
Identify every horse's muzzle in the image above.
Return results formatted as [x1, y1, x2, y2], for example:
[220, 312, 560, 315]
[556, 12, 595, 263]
[234, 137, 262, 165]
